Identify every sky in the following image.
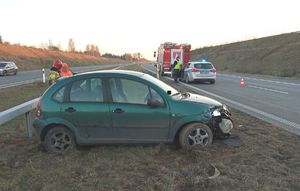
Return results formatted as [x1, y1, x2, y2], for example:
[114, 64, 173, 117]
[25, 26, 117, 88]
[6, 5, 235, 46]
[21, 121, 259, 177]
[1, 0, 300, 60]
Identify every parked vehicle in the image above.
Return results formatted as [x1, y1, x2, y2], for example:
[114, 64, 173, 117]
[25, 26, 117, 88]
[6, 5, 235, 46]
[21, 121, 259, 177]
[183, 61, 217, 84]
[156, 42, 191, 76]
[0, 61, 18, 76]
[33, 70, 233, 154]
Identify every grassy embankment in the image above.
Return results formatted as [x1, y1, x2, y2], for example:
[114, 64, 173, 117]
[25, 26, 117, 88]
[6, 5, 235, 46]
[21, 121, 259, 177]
[0, 44, 128, 71]
[0, 64, 299, 191]
[192, 32, 300, 78]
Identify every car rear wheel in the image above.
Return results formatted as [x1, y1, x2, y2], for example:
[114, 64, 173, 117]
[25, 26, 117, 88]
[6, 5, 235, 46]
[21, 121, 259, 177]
[44, 126, 75, 154]
[210, 79, 215, 84]
[179, 123, 213, 149]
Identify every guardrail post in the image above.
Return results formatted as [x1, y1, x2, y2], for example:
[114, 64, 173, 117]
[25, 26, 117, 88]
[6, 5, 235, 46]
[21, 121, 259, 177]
[25, 111, 32, 138]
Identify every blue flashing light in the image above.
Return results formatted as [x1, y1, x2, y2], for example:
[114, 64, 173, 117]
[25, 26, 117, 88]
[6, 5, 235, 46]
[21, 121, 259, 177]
[200, 58, 208, 62]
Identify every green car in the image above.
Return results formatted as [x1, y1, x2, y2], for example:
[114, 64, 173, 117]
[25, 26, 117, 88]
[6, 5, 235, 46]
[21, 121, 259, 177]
[33, 70, 233, 154]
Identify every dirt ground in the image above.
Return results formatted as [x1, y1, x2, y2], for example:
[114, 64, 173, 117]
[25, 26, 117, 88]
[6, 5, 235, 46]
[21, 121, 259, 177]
[0, 66, 299, 191]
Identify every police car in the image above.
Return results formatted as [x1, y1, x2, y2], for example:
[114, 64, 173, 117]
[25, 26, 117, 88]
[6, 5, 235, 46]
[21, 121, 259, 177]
[183, 59, 216, 84]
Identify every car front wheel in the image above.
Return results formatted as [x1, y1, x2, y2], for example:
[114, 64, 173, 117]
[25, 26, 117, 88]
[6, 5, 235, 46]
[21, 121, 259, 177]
[179, 123, 213, 149]
[44, 126, 75, 154]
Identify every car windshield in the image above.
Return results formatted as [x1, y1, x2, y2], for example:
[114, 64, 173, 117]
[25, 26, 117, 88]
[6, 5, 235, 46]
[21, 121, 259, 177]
[142, 73, 179, 95]
[0, 63, 7, 68]
[194, 63, 213, 69]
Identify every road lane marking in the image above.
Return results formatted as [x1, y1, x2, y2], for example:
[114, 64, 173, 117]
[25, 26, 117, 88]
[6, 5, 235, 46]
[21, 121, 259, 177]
[142, 66, 300, 134]
[218, 73, 300, 86]
[247, 85, 289, 95]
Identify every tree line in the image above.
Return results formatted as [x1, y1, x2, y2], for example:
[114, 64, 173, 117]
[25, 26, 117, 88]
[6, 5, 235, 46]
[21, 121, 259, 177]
[0, 36, 145, 61]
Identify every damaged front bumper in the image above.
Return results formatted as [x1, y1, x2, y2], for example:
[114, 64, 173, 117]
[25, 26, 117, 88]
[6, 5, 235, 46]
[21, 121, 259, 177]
[210, 104, 234, 137]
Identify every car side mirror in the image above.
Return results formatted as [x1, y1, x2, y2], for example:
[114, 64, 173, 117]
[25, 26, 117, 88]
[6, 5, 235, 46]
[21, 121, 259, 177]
[147, 98, 163, 108]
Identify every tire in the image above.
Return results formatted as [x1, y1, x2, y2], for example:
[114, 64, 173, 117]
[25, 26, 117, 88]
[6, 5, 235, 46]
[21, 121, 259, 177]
[210, 80, 215, 84]
[44, 126, 75, 154]
[3, 71, 7, 76]
[14, 70, 18, 75]
[179, 123, 213, 149]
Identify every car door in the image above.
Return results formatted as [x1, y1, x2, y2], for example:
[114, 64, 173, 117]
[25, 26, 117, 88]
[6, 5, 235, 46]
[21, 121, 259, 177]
[59, 77, 112, 140]
[108, 78, 170, 142]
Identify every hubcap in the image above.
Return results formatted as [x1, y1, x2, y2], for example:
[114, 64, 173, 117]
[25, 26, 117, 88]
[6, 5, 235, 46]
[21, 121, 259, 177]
[50, 132, 72, 152]
[187, 128, 209, 146]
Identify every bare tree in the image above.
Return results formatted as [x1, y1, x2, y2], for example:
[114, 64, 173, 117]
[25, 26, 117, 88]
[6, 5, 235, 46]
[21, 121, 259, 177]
[84, 44, 100, 56]
[68, 38, 76, 52]
[49, 39, 53, 47]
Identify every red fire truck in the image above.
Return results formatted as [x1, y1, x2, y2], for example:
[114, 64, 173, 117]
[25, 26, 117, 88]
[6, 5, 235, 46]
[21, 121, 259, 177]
[156, 42, 191, 76]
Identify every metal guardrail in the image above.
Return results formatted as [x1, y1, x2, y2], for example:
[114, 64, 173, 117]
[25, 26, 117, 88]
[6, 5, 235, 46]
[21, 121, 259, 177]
[0, 98, 39, 138]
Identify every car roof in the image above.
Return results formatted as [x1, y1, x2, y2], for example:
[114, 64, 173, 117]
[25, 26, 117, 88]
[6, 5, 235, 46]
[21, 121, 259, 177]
[189, 61, 212, 64]
[0, 61, 15, 64]
[76, 69, 145, 77]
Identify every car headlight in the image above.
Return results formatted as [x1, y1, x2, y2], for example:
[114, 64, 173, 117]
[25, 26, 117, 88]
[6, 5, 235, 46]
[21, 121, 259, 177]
[223, 104, 228, 111]
[212, 110, 221, 117]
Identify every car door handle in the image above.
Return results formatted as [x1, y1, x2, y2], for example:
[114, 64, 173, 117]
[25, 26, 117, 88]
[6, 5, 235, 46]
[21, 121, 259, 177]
[112, 108, 124, 114]
[65, 107, 76, 113]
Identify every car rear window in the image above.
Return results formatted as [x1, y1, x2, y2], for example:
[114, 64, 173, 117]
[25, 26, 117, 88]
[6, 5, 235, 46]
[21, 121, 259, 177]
[194, 63, 213, 69]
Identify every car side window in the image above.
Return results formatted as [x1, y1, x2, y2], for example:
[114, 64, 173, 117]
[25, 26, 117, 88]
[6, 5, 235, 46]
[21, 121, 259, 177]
[70, 78, 103, 102]
[53, 86, 66, 103]
[109, 78, 149, 105]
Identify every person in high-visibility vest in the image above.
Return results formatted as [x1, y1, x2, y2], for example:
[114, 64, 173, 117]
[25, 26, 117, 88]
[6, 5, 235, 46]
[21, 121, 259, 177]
[49, 59, 62, 86]
[172, 56, 181, 83]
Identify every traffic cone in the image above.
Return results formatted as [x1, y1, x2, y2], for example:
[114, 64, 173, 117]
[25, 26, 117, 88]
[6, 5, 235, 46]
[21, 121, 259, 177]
[240, 78, 246, 87]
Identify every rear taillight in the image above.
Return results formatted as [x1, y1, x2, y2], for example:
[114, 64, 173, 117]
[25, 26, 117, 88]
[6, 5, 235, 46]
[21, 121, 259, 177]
[211, 68, 217, 73]
[36, 97, 43, 117]
[191, 68, 199, 72]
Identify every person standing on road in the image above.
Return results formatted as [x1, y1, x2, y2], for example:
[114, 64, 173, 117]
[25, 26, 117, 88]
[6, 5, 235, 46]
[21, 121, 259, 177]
[172, 56, 181, 83]
[49, 59, 62, 85]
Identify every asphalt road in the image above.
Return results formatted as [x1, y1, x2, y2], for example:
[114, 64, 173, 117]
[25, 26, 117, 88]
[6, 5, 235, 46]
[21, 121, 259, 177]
[0, 64, 128, 89]
[142, 64, 300, 135]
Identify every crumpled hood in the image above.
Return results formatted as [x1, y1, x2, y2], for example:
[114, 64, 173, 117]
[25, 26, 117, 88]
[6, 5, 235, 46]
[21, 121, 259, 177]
[182, 93, 222, 107]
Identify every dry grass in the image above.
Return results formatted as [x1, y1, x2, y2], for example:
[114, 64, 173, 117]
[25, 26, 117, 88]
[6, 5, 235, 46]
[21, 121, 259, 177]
[0, 82, 48, 111]
[0, 44, 128, 71]
[0, 64, 299, 191]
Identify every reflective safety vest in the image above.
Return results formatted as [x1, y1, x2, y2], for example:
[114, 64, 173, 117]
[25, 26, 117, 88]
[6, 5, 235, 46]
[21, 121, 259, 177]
[49, 70, 60, 81]
[174, 60, 181, 70]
